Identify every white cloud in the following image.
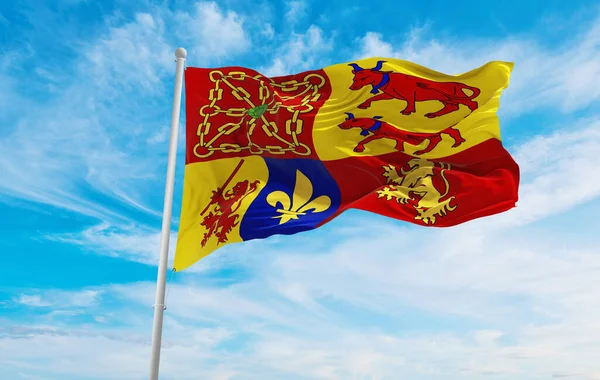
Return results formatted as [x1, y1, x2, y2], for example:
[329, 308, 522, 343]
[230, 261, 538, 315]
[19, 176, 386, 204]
[14, 295, 51, 307]
[48, 222, 176, 266]
[285, 0, 306, 24]
[0, 12, 175, 221]
[358, 31, 395, 57]
[497, 121, 600, 227]
[261, 25, 334, 76]
[175, 2, 249, 62]
[0, 2, 253, 222]
[354, 16, 600, 115]
[5, 213, 600, 380]
[261, 23, 275, 40]
[85, 12, 173, 93]
[13, 289, 101, 309]
[0, 96, 158, 221]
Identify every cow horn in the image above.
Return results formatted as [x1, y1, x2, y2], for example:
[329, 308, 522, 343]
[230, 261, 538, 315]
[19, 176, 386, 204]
[345, 112, 355, 119]
[348, 63, 363, 72]
[371, 60, 386, 71]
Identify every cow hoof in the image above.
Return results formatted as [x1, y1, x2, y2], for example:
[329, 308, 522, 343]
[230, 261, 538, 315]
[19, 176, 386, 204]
[354, 147, 365, 153]
[401, 110, 414, 116]
[357, 104, 369, 109]
[424, 113, 437, 118]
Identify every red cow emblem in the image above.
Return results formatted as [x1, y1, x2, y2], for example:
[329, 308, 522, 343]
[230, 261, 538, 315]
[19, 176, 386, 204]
[348, 61, 481, 118]
[338, 113, 465, 154]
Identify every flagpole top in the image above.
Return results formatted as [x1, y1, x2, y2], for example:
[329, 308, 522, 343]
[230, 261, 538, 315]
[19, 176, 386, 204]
[175, 48, 187, 59]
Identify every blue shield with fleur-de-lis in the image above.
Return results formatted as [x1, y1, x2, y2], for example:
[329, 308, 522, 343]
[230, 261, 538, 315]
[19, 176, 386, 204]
[240, 158, 341, 241]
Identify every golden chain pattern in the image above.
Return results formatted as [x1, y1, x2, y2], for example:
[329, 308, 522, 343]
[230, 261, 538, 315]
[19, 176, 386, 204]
[193, 70, 326, 159]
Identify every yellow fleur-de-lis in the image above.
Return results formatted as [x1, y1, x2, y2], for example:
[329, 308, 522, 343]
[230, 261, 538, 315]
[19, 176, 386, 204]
[266, 170, 332, 225]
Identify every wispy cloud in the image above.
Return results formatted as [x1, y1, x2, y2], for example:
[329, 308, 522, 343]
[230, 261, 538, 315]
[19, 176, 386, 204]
[285, 0, 306, 25]
[501, 121, 600, 226]
[84, 12, 173, 93]
[48, 222, 176, 266]
[13, 295, 51, 307]
[13, 289, 101, 309]
[1, 13, 171, 221]
[261, 25, 334, 76]
[4, 194, 600, 379]
[0, 2, 253, 225]
[354, 16, 600, 115]
[174, 2, 249, 62]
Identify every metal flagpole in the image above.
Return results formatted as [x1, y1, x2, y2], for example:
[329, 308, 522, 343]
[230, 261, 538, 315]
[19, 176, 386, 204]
[148, 47, 187, 380]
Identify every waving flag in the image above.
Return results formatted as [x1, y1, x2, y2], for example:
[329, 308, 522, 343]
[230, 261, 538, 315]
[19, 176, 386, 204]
[173, 57, 519, 271]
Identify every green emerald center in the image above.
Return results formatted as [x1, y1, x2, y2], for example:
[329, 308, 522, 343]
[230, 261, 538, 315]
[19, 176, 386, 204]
[248, 104, 268, 119]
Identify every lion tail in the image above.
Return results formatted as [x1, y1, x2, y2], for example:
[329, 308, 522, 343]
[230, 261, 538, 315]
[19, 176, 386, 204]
[439, 164, 452, 199]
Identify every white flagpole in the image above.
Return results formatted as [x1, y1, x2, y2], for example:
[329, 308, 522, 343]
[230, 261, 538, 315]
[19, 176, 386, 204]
[148, 47, 187, 380]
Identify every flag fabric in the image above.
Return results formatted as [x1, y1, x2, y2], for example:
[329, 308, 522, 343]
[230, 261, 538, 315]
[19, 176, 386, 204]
[173, 57, 519, 271]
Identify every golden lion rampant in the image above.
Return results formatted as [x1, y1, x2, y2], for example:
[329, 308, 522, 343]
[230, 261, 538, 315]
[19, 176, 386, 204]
[376, 158, 457, 224]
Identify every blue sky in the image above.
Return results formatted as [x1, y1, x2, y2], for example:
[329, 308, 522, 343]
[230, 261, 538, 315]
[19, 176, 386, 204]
[1, 0, 600, 379]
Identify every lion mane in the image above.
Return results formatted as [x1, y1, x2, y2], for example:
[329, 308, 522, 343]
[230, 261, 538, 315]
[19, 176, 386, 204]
[376, 158, 457, 224]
